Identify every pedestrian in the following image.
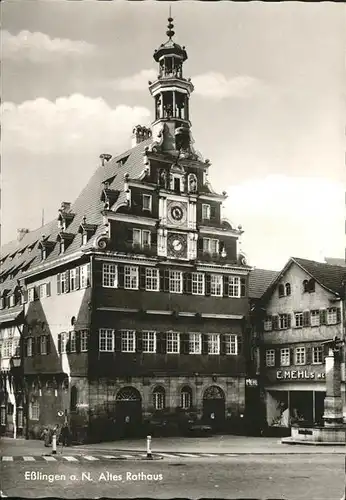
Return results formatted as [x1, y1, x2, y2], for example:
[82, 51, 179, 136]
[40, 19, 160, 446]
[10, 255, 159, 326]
[60, 422, 70, 449]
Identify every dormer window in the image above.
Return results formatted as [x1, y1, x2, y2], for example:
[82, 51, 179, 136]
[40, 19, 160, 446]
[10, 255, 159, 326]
[57, 232, 74, 254]
[9, 295, 15, 308]
[82, 233, 88, 246]
[60, 241, 65, 254]
[78, 217, 97, 246]
[170, 171, 184, 193]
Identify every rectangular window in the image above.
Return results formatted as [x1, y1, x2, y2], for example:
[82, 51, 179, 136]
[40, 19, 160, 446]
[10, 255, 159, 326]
[192, 273, 205, 295]
[327, 308, 338, 325]
[280, 348, 290, 366]
[80, 330, 88, 352]
[166, 332, 180, 354]
[102, 263, 118, 288]
[202, 204, 211, 220]
[203, 238, 219, 254]
[70, 269, 77, 291]
[133, 228, 142, 246]
[310, 310, 320, 327]
[266, 349, 275, 367]
[40, 336, 47, 355]
[142, 230, 151, 247]
[228, 276, 240, 297]
[312, 346, 323, 364]
[225, 334, 238, 355]
[145, 268, 159, 291]
[124, 266, 139, 290]
[121, 330, 135, 352]
[207, 334, 220, 355]
[142, 331, 156, 353]
[80, 264, 90, 288]
[29, 401, 40, 421]
[295, 312, 303, 328]
[17, 407, 24, 428]
[27, 337, 33, 357]
[0, 406, 6, 425]
[295, 347, 306, 365]
[39, 285, 46, 299]
[263, 317, 272, 331]
[143, 194, 152, 211]
[279, 314, 289, 329]
[189, 333, 201, 354]
[9, 295, 15, 307]
[210, 274, 223, 296]
[61, 272, 68, 294]
[70, 331, 76, 353]
[99, 329, 114, 352]
[169, 270, 182, 294]
[28, 288, 35, 302]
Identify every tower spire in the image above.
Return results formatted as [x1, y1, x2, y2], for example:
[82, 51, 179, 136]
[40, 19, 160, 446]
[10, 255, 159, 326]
[166, 9, 175, 40]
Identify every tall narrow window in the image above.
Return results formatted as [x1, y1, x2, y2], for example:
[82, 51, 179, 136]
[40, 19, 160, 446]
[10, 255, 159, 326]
[153, 386, 166, 410]
[70, 331, 76, 353]
[142, 331, 156, 353]
[80, 264, 91, 288]
[228, 276, 240, 297]
[189, 333, 201, 354]
[210, 274, 223, 296]
[102, 263, 118, 288]
[99, 329, 114, 352]
[121, 330, 135, 352]
[266, 349, 275, 367]
[181, 386, 192, 409]
[207, 334, 220, 355]
[80, 330, 88, 352]
[225, 334, 238, 355]
[169, 270, 182, 293]
[166, 332, 180, 353]
[280, 348, 290, 366]
[145, 268, 159, 291]
[142, 194, 152, 212]
[202, 204, 211, 220]
[191, 273, 204, 295]
[294, 347, 306, 365]
[29, 400, 40, 420]
[70, 386, 78, 412]
[40, 336, 47, 355]
[124, 266, 139, 289]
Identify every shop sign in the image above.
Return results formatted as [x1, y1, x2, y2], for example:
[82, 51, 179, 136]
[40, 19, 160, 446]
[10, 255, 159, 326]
[276, 370, 325, 380]
[246, 378, 258, 387]
[76, 403, 89, 408]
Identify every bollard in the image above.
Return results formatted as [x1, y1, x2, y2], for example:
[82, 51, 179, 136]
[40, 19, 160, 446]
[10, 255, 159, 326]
[52, 433, 57, 455]
[146, 435, 152, 459]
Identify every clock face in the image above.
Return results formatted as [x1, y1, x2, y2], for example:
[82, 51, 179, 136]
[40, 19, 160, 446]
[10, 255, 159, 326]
[167, 201, 187, 226]
[167, 233, 187, 258]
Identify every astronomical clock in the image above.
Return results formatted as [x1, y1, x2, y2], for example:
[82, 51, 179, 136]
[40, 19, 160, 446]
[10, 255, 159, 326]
[167, 232, 188, 259]
[167, 200, 188, 227]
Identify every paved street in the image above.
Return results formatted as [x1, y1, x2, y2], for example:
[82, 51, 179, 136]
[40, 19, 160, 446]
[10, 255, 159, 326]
[0, 453, 344, 499]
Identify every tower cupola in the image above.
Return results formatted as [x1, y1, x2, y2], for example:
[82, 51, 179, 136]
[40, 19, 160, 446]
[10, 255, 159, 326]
[149, 16, 194, 155]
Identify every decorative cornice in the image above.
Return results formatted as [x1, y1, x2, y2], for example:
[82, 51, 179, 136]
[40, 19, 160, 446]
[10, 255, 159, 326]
[199, 226, 241, 237]
[104, 211, 157, 227]
[128, 181, 156, 191]
[199, 193, 227, 202]
[201, 313, 244, 320]
[195, 263, 251, 275]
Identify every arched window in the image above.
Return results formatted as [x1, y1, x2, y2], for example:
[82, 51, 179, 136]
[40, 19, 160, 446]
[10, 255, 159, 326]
[285, 283, 291, 296]
[303, 280, 309, 293]
[70, 386, 78, 412]
[180, 386, 192, 409]
[153, 386, 165, 410]
[278, 284, 285, 297]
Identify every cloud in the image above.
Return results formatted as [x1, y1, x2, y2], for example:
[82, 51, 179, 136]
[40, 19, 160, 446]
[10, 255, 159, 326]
[2, 30, 95, 63]
[1, 94, 151, 154]
[106, 69, 263, 100]
[108, 69, 157, 91]
[193, 73, 264, 100]
[225, 175, 344, 270]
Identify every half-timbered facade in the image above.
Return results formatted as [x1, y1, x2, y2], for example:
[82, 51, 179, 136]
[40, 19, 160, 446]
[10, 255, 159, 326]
[0, 18, 251, 441]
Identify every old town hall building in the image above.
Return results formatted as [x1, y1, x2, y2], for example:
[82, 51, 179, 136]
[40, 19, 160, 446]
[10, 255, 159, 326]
[0, 19, 252, 442]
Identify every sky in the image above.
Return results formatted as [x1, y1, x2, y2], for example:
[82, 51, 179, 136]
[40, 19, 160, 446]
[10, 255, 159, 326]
[1, 0, 345, 270]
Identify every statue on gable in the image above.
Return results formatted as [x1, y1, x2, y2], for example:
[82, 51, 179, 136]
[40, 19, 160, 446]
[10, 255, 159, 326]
[188, 175, 197, 193]
[158, 169, 167, 188]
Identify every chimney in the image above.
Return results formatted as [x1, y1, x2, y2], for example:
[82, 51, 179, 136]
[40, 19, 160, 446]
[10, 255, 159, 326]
[132, 125, 152, 148]
[17, 228, 30, 242]
[60, 202, 71, 213]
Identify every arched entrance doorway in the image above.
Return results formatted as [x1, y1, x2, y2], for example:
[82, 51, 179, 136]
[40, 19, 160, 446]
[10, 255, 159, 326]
[115, 387, 142, 438]
[202, 386, 225, 432]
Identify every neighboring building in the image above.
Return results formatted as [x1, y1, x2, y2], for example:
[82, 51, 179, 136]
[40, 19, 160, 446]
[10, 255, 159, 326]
[324, 257, 346, 267]
[255, 257, 346, 434]
[0, 18, 252, 441]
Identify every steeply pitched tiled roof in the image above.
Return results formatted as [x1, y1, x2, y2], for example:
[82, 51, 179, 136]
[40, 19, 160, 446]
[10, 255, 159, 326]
[0, 138, 153, 297]
[249, 268, 279, 299]
[292, 257, 346, 296]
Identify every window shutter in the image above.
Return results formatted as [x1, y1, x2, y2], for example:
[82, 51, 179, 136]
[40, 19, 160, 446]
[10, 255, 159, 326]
[272, 315, 279, 330]
[290, 347, 294, 365]
[46, 336, 51, 355]
[76, 331, 81, 353]
[303, 311, 310, 327]
[58, 334, 62, 354]
[151, 232, 157, 247]
[118, 265, 125, 288]
[35, 337, 40, 355]
[180, 333, 189, 354]
[31, 337, 36, 356]
[319, 309, 327, 325]
[115, 331, 122, 352]
[24, 339, 28, 357]
[237, 335, 243, 355]
[127, 228, 133, 244]
[198, 238, 203, 251]
[287, 314, 291, 328]
[163, 269, 170, 292]
[306, 347, 311, 364]
[183, 273, 192, 294]
[75, 267, 80, 290]
[161, 332, 167, 354]
[223, 276, 229, 297]
[86, 263, 91, 286]
[240, 277, 246, 297]
[65, 270, 70, 293]
[136, 331, 143, 352]
[336, 308, 341, 324]
[202, 334, 208, 354]
[46, 282, 51, 297]
[275, 348, 280, 367]
[57, 274, 61, 294]
[139, 268, 146, 289]
[220, 334, 226, 355]
[205, 274, 211, 296]
[66, 332, 71, 353]
[210, 205, 216, 219]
